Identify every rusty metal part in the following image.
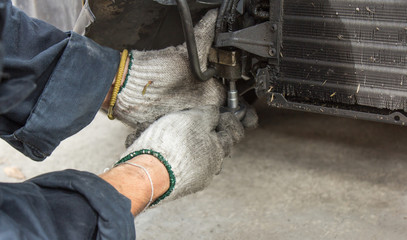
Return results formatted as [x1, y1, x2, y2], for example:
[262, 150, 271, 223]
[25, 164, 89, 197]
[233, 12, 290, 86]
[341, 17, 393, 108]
[209, 48, 238, 66]
[209, 48, 241, 79]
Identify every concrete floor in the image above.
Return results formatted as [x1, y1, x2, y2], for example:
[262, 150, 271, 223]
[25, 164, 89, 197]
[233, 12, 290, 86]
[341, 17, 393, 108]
[1, 101, 407, 239]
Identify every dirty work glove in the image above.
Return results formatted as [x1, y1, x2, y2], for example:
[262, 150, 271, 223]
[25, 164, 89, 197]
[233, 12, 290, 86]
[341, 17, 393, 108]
[240, 98, 259, 129]
[114, 10, 225, 128]
[242, 105, 258, 128]
[124, 102, 258, 148]
[119, 105, 244, 205]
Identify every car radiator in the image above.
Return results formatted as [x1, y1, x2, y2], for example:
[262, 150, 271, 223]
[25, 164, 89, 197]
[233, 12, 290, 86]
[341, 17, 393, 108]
[268, 0, 407, 124]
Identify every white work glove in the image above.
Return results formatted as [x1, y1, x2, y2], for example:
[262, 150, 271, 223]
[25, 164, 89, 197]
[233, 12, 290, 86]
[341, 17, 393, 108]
[114, 10, 225, 128]
[119, 105, 244, 205]
[125, 103, 259, 149]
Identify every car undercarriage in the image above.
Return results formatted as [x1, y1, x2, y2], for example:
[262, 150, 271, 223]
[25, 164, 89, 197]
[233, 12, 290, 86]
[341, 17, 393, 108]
[86, 0, 407, 126]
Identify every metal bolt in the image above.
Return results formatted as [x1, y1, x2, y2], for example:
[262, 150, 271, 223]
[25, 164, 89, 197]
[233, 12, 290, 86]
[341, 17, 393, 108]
[268, 48, 276, 56]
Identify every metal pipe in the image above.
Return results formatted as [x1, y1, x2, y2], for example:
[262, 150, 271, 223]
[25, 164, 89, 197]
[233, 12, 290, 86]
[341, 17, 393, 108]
[175, 0, 217, 81]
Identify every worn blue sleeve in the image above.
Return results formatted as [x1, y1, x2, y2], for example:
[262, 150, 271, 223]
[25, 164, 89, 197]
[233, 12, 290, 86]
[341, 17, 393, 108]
[0, 170, 135, 240]
[0, 0, 121, 161]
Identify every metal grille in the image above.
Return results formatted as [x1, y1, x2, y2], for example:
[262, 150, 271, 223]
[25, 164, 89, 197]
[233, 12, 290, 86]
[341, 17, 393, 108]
[277, 0, 407, 111]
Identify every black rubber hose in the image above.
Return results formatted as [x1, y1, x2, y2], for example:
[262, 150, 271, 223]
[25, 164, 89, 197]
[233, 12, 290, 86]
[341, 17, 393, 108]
[175, 0, 217, 81]
[215, 0, 230, 37]
[227, 0, 240, 31]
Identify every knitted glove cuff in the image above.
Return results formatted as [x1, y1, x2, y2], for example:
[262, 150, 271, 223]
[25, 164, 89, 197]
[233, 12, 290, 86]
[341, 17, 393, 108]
[114, 149, 176, 206]
[119, 52, 134, 93]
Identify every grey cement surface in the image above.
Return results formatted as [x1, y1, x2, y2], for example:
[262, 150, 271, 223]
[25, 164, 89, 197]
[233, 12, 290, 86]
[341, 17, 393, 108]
[1, 101, 407, 239]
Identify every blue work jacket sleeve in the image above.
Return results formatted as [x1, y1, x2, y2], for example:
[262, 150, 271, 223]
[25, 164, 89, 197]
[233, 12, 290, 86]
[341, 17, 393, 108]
[0, 0, 120, 161]
[0, 169, 136, 240]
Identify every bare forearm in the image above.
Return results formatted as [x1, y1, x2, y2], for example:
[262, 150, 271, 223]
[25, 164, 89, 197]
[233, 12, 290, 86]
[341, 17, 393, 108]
[99, 154, 170, 216]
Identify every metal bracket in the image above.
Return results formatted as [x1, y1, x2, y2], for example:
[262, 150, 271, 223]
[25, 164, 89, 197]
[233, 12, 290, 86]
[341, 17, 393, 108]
[215, 21, 276, 58]
[269, 93, 407, 126]
[269, 0, 283, 64]
[208, 48, 238, 66]
[255, 67, 271, 97]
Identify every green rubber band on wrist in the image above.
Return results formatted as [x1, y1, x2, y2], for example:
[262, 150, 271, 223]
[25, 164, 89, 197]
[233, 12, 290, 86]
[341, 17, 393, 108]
[119, 52, 133, 93]
[114, 149, 176, 206]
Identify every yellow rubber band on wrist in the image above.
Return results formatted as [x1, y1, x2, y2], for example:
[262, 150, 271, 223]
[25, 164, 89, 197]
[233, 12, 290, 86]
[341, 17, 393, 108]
[108, 49, 128, 120]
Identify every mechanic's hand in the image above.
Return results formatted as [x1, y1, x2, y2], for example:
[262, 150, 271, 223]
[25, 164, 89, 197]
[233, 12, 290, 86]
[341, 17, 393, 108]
[241, 102, 259, 129]
[114, 10, 225, 128]
[125, 104, 258, 148]
[120, 105, 244, 205]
